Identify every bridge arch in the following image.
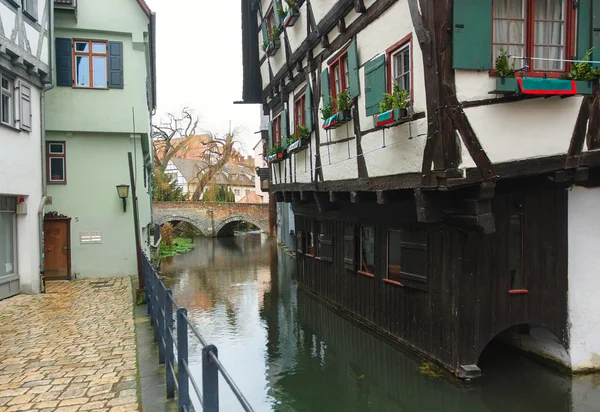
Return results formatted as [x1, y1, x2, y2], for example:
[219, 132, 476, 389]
[214, 214, 269, 237]
[153, 215, 209, 237]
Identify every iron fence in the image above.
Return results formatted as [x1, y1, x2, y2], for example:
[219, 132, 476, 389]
[142, 254, 255, 412]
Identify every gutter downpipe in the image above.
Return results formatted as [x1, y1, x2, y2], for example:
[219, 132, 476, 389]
[39, 0, 55, 293]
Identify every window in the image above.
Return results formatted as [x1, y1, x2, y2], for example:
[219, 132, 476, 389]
[1, 75, 13, 125]
[296, 231, 304, 254]
[272, 113, 282, 146]
[329, 52, 349, 105]
[389, 39, 411, 94]
[73, 40, 108, 88]
[245, 190, 251, 196]
[360, 226, 375, 274]
[265, 6, 276, 31]
[387, 229, 428, 288]
[23, 0, 37, 20]
[318, 221, 333, 262]
[306, 231, 315, 256]
[294, 93, 306, 130]
[509, 214, 525, 291]
[47, 142, 66, 183]
[492, 0, 573, 74]
[234, 189, 240, 196]
[0, 196, 16, 278]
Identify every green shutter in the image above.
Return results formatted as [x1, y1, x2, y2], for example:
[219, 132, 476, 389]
[593, 0, 600, 67]
[272, 0, 281, 27]
[347, 39, 360, 98]
[321, 68, 331, 107]
[55, 38, 72, 87]
[577, 0, 592, 60]
[281, 109, 289, 149]
[261, 20, 268, 44]
[108, 42, 124, 89]
[305, 83, 313, 133]
[268, 121, 273, 149]
[364, 54, 386, 117]
[453, 0, 492, 70]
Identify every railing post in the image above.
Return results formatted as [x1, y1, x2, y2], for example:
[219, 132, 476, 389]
[158, 283, 165, 365]
[177, 308, 189, 412]
[202, 345, 219, 412]
[165, 289, 175, 399]
[153, 272, 159, 343]
[146, 264, 153, 317]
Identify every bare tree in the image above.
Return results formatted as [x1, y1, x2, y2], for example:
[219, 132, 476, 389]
[190, 127, 242, 201]
[152, 107, 200, 171]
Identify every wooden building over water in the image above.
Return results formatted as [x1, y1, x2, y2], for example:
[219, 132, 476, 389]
[240, 0, 600, 377]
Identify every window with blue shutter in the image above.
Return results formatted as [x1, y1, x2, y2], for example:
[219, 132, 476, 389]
[364, 54, 386, 117]
[305, 84, 313, 132]
[268, 121, 273, 149]
[108, 41, 124, 89]
[272, 0, 281, 27]
[56, 38, 72, 87]
[281, 109, 289, 149]
[453, 0, 492, 70]
[592, 0, 600, 67]
[577, 0, 592, 60]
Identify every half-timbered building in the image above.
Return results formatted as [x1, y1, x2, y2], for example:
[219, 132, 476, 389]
[241, 0, 600, 377]
[0, 0, 51, 298]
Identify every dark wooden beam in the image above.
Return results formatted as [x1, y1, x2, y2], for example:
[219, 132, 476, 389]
[338, 18, 346, 34]
[414, 188, 444, 223]
[275, 191, 284, 202]
[321, 34, 330, 49]
[354, 0, 366, 12]
[352, 101, 368, 179]
[376, 190, 389, 204]
[300, 190, 311, 201]
[314, 191, 335, 212]
[566, 95, 592, 168]
[283, 191, 293, 203]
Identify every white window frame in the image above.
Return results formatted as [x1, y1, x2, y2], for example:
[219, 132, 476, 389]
[48, 142, 66, 183]
[1, 74, 14, 126]
[391, 43, 411, 92]
[0, 197, 17, 278]
[22, 0, 37, 20]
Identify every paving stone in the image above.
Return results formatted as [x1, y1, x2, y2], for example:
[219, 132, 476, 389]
[0, 279, 139, 411]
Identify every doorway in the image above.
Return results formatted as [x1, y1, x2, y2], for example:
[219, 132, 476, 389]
[44, 216, 71, 280]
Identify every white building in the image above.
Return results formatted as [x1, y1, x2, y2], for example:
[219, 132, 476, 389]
[0, 0, 50, 298]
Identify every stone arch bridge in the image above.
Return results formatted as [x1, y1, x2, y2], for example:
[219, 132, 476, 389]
[153, 202, 269, 237]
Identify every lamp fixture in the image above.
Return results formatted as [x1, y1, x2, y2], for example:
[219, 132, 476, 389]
[116, 184, 130, 212]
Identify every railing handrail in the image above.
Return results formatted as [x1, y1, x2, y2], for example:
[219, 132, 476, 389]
[142, 253, 255, 412]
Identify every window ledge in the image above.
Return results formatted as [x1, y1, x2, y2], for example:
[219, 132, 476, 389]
[357, 270, 375, 278]
[322, 110, 353, 130]
[315, 257, 333, 263]
[508, 289, 529, 295]
[47, 181, 67, 185]
[492, 77, 594, 96]
[72, 87, 110, 90]
[384, 278, 403, 287]
[23, 10, 37, 22]
[0, 122, 21, 133]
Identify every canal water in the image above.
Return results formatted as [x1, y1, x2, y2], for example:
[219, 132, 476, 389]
[159, 234, 600, 412]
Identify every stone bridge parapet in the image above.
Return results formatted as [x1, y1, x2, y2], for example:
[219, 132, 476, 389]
[153, 202, 269, 237]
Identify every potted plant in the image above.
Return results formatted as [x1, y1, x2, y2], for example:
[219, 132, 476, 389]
[276, 3, 287, 21]
[284, 0, 300, 27]
[265, 27, 281, 56]
[335, 90, 354, 121]
[566, 47, 600, 94]
[268, 146, 278, 163]
[495, 48, 518, 93]
[296, 124, 310, 143]
[375, 84, 409, 126]
[274, 143, 285, 159]
[320, 104, 333, 121]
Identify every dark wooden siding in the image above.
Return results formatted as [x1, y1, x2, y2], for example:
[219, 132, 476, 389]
[293, 178, 569, 373]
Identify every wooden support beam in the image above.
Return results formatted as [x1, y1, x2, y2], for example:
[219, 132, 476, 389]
[354, 0, 366, 12]
[376, 190, 389, 204]
[321, 34, 330, 49]
[283, 191, 293, 203]
[329, 191, 342, 203]
[275, 191, 284, 202]
[414, 189, 444, 223]
[338, 18, 346, 34]
[314, 192, 335, 212]
[300, 190, 311, 201]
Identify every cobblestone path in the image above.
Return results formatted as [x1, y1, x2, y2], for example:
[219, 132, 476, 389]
[0, 279, 138, 411]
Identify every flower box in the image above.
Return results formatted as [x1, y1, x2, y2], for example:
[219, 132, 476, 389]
[288, 138, 309, 153]
[268, 154, 277, 163]
[284, 8, 300, 27]
[322, 110, 352, 130]
[374, 107, 408, 128]
[266, 39, 281, 57]
[494, 77, 595, 96]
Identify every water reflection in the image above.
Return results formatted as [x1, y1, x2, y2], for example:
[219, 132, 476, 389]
[159, 234, 600, 412]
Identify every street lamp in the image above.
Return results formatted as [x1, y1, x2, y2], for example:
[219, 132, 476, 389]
[116, 184, 130, 212]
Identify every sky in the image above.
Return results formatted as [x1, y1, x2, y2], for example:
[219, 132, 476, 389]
[144, 0, 262, 156]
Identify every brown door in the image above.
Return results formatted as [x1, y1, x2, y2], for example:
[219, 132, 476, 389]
[44, 218, 71, 280]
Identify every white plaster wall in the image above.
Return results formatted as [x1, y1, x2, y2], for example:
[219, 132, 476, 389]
[362, 117, 428, 177]
[260, 60, 270, 90]
[291, 149, 312, 183]
[455, 70, 498, 102]
[0, 85, 42, 294]
[253, 141, 270, 203]
[311, 0, 338, 24]
[568, 186, 600, 371]
[286, 2, 309, 54]
[465, 97, 580, 164]
[320, 139, 358, 181]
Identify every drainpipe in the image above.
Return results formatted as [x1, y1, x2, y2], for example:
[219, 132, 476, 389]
[39, 0, 55, 293]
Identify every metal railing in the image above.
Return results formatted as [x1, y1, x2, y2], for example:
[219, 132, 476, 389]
[142, 254, 255, 412]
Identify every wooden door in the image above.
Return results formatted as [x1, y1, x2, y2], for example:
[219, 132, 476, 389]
[44, 218, 71, 280]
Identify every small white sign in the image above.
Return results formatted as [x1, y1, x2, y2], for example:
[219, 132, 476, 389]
[80, 232, 102, 244]
[5, 263, 12, 273]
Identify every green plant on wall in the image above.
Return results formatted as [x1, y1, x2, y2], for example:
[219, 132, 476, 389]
[288, 134, 298, 144]
[262, 40, 270, 52]
[296, 125, 310, 141]
[336, 90, 354, 112]
[495, 48, 515, 78]
[567, 48, 600, 81]
[269, 143, 283, 155]
[268, 26, 280, 42]
[285, 0, 298, 10]
[379, 83, 409, 113]
[320, 103, 333, 120]
[277, 3, 286, 19]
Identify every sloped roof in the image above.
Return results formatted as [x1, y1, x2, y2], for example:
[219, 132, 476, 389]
[169, 157, 255, 187]
[170, 158, 200, 183]
[238, 191, 263, 203]
[136, 0, 151, 17]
